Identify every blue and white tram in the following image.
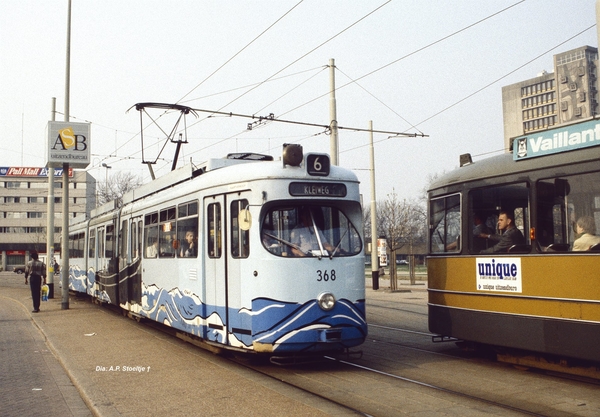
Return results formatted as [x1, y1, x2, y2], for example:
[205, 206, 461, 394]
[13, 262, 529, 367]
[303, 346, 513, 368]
[68, 145, 367, 355]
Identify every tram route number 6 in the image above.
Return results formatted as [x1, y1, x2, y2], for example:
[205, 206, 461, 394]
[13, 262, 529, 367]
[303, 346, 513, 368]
[317, 269, 336, 282]
[307, 154, 330, 176]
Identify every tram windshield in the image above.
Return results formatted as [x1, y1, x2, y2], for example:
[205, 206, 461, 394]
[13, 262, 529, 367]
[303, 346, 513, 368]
[261, 205, 362, 258]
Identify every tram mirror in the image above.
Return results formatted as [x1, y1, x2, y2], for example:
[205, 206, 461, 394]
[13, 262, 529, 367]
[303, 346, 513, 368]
[239, 209, 252, 231]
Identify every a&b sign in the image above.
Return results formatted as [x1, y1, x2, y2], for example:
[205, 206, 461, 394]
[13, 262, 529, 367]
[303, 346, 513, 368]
[47, 121, 91, 169]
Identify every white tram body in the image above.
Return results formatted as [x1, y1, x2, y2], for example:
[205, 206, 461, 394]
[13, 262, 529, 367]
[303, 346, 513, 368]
[68, 147, 367, 354]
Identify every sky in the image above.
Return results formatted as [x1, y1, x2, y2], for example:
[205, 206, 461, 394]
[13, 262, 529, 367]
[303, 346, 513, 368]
[1, 0, 598, 203]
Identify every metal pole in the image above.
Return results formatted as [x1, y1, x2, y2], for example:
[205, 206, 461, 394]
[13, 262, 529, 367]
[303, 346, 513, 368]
[329, 58, 339, 165]
[46, 98, 56, 298]
[61, 0, 72, 310]
[369, 121, 379, 290]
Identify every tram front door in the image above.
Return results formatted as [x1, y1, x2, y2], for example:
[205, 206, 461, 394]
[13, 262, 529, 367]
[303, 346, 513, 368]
[203, 192, 250, 347]
[204, 195, 228, 344]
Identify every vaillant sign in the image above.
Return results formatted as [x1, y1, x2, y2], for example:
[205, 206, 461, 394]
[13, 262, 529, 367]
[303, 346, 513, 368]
[47, 121, 91, 169]
[513, 118, 600, 161]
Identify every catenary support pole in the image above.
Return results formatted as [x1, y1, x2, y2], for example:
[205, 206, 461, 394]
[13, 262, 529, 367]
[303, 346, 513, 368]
[61, 0, 72, 310]
[46, 98, 56, 298]
[369, 121, 379, 290]
[329, 58, 339, 166]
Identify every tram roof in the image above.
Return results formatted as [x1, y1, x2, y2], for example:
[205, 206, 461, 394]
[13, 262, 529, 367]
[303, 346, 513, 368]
[429, 144, 600, 193]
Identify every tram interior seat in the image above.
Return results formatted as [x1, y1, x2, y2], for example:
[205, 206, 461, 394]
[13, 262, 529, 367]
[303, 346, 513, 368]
[545, 243, 570, 252]
[507, 244, 531, 253]
[588, 243, 600, 251]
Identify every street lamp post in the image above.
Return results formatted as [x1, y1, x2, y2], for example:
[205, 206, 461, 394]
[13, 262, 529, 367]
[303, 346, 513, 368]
[101, 163, 112, 183]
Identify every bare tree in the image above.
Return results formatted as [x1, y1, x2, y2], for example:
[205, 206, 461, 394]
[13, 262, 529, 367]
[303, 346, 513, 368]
[97, 171, 143, 207]
[378, 190, 426, 288]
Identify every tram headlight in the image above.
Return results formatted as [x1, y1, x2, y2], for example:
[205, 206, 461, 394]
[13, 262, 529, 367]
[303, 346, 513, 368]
[317, 292, 336, 311]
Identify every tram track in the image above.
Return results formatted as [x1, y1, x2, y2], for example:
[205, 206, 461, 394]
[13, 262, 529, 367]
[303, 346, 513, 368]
[323, 356, 546, 417]
[79, 290, 600, 416]
[227, 349, 549, 416]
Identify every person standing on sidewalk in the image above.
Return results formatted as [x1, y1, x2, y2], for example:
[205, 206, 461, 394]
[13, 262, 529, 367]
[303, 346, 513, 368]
[24, 251, 46, 313]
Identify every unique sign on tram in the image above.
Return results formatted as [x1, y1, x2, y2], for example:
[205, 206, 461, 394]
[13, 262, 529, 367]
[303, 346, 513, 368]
[513, 118, 600, 161]
[289, 182, 347, 197]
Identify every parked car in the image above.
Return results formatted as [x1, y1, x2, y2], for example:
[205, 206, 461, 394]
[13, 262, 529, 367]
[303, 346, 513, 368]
[13, 265, 26, 274]
[396, 260, 409, 265]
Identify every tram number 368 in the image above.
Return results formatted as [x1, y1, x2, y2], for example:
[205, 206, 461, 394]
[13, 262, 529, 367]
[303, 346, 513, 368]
[316, 270, 336, 282]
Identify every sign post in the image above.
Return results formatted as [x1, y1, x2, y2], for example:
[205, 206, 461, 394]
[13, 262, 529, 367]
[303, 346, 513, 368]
[46, 121, 90, 309]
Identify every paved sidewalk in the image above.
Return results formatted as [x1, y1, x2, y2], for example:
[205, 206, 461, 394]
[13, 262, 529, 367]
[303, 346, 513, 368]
[0, 285, 92, 416]
[0, 272, 356, 417]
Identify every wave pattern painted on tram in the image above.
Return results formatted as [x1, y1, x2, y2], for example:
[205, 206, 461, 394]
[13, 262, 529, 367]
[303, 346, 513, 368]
[250, 297, 367, 352]
[69, 265, 112, 303]
[127, 283, 366, 352]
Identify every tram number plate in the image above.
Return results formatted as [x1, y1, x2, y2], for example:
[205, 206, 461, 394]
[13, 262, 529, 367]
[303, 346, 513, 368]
[317, 269, 336, 282]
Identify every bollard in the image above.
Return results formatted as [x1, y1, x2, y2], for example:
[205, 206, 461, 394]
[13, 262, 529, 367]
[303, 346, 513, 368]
[372, 270, 379, 290]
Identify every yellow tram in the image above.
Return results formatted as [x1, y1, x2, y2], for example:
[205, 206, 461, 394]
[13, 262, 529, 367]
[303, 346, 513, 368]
[427, 118, 600, 364]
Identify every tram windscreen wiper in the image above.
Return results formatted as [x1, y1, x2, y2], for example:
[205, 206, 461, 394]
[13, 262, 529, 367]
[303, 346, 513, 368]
[264, 233, 308, 255]
[329, 229, 348, 259]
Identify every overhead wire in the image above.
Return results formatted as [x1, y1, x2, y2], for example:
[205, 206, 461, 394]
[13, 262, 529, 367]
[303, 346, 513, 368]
[176, 0, 305, 105]
[415, 23, 596, 127]
[184, 0, 392, 130]
[84, 1, 307, 173]
[279, 0, 527, 119]
[168, 0, 393, 165]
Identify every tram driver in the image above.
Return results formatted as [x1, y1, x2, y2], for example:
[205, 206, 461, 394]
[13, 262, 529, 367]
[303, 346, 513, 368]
[480, 211, 525, 253]
[290, 207, 334, 257]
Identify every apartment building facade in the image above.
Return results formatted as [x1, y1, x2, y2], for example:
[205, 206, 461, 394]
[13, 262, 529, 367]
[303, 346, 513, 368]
[0, 166, 96, 270]
[502, 45, 598, 150]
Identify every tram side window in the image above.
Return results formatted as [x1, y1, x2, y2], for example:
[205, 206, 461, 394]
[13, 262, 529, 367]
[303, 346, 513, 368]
[119, 220, 128, 269]
[207, 203, 222, 258]
[469, 183, 529, 254]
[136, 220, 143, 260]
[177, 201, 198, 258]
[159, 207, 176, 258]
[537, 172, 600, 252]
[106, 224, 114, 259]
[130, 219, 142, 261]
[144, 212, 159, 258]
[429, 194, 460, 253]
[231, 199, 249, 258]
[89, 230, 96, 258]
[98, 228, 105, 260]
[69, 232, 85, 258]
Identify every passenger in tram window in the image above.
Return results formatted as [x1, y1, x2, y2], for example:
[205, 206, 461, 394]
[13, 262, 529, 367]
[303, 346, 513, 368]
[471, 212, 494, 252]
[472, 213, 493, 236]
[480, 211, 525, 253]
[146, 241, 158, 258]
[572, 216, 600, 251]
[180, 230, 197, 257]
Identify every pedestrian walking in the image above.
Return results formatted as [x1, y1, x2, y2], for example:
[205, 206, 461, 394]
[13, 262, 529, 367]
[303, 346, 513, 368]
[24, 251, 47, 313]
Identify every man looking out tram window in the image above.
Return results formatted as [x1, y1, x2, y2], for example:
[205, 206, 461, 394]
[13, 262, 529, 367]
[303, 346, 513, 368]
[480, 211, 525, 253]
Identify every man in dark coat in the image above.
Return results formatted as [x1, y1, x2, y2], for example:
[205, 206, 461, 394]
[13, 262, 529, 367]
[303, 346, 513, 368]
[24, 251, 47, 313]
[480, 211, 525, 253]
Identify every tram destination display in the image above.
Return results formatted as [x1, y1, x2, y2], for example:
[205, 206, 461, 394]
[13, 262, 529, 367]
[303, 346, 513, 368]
[289, 182, 347, 197]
